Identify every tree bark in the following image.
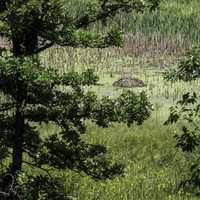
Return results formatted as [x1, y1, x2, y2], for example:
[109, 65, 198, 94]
[11, 37, 24, 175]
[24, 30, 38, 55]
[11, 31, 38, 175]
[12, 91, 24, 174]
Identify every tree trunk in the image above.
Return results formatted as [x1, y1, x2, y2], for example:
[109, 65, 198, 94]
[11, 31, 38, 175]
[24, 30, 38, 55]
[12, 90, 24, 174]
[11, 37, 25, 175]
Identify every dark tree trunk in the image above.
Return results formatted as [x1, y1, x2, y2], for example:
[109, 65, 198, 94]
[11, 36, 25, 175]
[6, 16, 39, 200]
[24, 30, 38, 55]
[11, 31, 38, 175]
[12, 82, 25, 174]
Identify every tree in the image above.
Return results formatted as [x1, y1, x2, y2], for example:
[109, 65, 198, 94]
[0, 0, 158, 199]
[164, 47, 200, 194]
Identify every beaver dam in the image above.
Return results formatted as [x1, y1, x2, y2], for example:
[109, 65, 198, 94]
[113, 77, 146, 88]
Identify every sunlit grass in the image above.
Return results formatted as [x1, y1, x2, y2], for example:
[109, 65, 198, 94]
[2, 0, 200, 199]
[37, 22, 200, 197]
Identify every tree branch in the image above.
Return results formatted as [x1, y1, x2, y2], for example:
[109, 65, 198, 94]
[33, 42, 54, 54]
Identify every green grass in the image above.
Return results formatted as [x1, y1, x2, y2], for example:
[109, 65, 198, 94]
[117, 0, 200, 39]
[64, 0, 200, 56]
[55, 110, 198, 200]
[37, 12, 200, 195]
[27, 0, 200, 198]
[38, 32, 200, 198]
[30, 62, 198, 199]
[3, 0, 200, 199]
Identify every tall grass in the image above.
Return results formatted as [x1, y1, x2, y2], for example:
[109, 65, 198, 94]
[2, 0, 200, 199]
[64, 0, 200, 56]
[38, 1, 200, 198]
[39, 45, 200, 199]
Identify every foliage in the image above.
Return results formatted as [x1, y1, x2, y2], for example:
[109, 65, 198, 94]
[164, 47, 200, 82]
[165, 47, 200, 194]
[165, 92, 200, 152]
[0, 0, 159, 198]
[17, 173, 72, 200]
[0, 54, 152, 169]
[0, 174, 20, 200]
[0, 54, 152, 198]
[0, 0, 159, 54]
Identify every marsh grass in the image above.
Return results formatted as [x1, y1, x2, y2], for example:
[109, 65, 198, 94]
[37, 19, 200, 196]
[2, 0, 200, 199]
[39, 43, 200, 199]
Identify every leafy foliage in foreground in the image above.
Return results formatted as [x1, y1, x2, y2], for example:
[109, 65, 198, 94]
[164, 47, 200, 82]
[165, 47, 200, 194]
[165, 92, 200, 152]
[0, 0, 159, 54]
[0, 55, 152, 199]
[0, 0, 159, 198]
[16, 173, 70, 200]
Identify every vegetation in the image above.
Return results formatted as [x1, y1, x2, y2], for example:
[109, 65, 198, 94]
[1, 0, 200, 199]
[0, 0, 158, 199]
[164, 47, 200, 195]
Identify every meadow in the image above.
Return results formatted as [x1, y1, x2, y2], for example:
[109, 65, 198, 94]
[33, 0, 200, 199]
[1, 0, 200, 199]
